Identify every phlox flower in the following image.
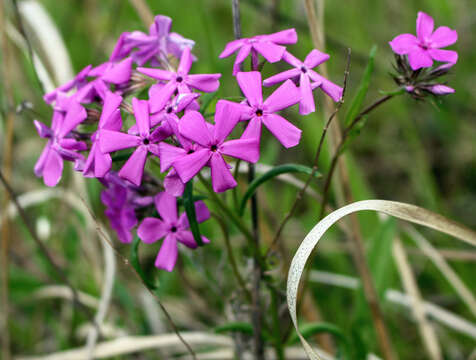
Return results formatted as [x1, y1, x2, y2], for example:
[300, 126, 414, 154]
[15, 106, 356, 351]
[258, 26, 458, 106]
[100, 98, 166, 186]
[126, 15, 195, 66]
[219, 29, 297, 74]
[43, 65, 92, 105]
[264, 50, 343, 115]
[389, 11, 458, 70]
[83, 92, 123, 178]
[225, 71, 301, 149]
[137, 192, 210, 271]
[138, 47, 221, 96]
[34, 101, 87, 186]
[169, 101, 260, 193]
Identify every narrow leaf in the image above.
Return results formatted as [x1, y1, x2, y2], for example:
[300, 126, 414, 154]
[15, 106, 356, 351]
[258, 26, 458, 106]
[239, 164, 320, 216]
[130, 236, 157, 290]
[183, 182, 204, 246]
[199, 91, 218, 114]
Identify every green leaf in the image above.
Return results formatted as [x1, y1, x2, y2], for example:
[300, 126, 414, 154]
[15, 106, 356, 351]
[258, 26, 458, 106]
[130, 236, 157, 290]
[199, 91, 218, 114]
[214, 322, 253, 335]
[183, 182, 204, 246]
[344, 45, 377, 126]
[239, 164, 320, 216]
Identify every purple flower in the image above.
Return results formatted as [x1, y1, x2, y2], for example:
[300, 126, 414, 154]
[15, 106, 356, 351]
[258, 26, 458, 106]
[427, 84, 454, 95]
[34, 101, 87, 186]
[126, 15, 195, 66]
[219, 29, 297, 74]
[137, 192, 210, 271]
[138, 47, 221, 95]
[264, 50, 343, 114]
[226, 71, 301, 149]
[170, 101, 259, 193]
[43, 65, 92, 105]
[83, 92, 123, 178]
[389, 11, 458, 70]
[100, 98, 166, 186]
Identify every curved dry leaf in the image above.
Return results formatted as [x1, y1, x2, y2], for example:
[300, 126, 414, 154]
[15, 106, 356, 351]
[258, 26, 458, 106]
[287, 200, 476, 360]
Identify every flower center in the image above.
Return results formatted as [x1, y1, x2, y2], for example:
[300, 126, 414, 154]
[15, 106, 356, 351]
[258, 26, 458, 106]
[301, 66, 307, 73]
[210, 144, 218, 152]
[171, 226, 177, 233]
[187, 149, 195, 154]
[166, 106, 173, 114]
[176, 76, 183, 83]
[143, 138, 150, 145]
[255, 109, 263, 117]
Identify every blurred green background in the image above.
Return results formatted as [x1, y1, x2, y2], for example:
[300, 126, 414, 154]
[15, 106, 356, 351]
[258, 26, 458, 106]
[1, 0, 475, 359]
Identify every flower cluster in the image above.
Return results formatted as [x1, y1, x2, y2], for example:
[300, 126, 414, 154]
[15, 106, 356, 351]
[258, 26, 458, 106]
[35, 11, 456, 271]
[389, 11, 458, 97]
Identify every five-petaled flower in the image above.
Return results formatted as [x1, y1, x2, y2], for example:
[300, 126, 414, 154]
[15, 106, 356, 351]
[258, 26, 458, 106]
[137, 192, 210, 271]
[219, 29, 298, 74]
[264, 50, 343, 115]
[389, 11, 458, 70]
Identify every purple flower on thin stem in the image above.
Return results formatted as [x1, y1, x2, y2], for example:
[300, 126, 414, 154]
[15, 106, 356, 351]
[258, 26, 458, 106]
[43, 65, 92, 105]
[138, 47, 221, 96]
[226, 71, 301, 149]
[100, 98, 165, 186]
[264, 50, 343, 115]
[389, 11, 458, 70]
[83, 92, 123, 178]
[126, 15, 195, 66]
[34, 101, 87, 186]
[171, 101, 260, 193]
[137, 192, 210, 271]
[219, 29, 297, 74]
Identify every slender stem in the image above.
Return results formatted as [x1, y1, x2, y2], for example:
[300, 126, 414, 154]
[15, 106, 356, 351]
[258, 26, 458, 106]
[266, 48, 351, 257]
[319, 93, 396, 219]
[269, 284, 285, 360]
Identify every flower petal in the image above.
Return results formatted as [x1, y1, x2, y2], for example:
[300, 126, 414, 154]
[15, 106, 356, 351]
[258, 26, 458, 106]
[241, 116, 262, 143]
[132, 98, 150, 137]
[118, 146, 148, 186]
[34, 144, 50, 177]
[159, 142, 187, 172]
[100, 129, 141, 153]
[102, 58, 132, 84]
[262, 114, 301, 148]
[213, 100, 241, 143]
[176, 231, 198, 248]
[154, 234, 178, 271]
[263, 79, 300, 113]
[428, 49, 458, 64]
[388, 34, 419, 55]
[58, 101, 87, 137]
[299, 73, 315, 115]
[252, 41, 286, 63]
[137, 217, 167, 244]
[137, 67, 174, 81]
[100, 92, 123, 128]
[210, 153, 237, 193]
[232, 43, 252, 74]
[281, 51, 302, 68]
[263, 68, 300, 87]
[236, 71, 263, 107]
[219, 39, 244, 58]
[186, 74, 221, 92]
[179, 111, 213, 146]
[304, 49, 330, 68]
[312, 75, 344, 102]
[428, 84, 455, 95]
[265, 28, 298, 44]
[164, 169, 185, 196]
[34, 120, 52, 138]
[149, 81, 176, 114]
[155, 191, 178, 222]
[416, 12, 434, 41]
[221, 138, 260, 163]
[408, 48, 433, 70]
[178, 46, 193, 74]
[173, 148, 212, 183]
[43, 149, 63, 187]
[430, 26, 458, 48]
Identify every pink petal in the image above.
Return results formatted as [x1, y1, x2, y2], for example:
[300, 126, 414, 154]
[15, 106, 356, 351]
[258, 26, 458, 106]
[219, 39, 244, 58]
[100, 129, 141, 153]
[137, 217, 167, 244]
[428, 49, 458, 64]
[232, 43, 252, 75]
[304, 49, 330, 68]
[221, 138, 260, 163]
[173, 148, 212, 183]
[242, 117, 262, 142]
[176, 231, 198, 249]
[164, 169, 185, 197]
[389, 34, 419, 55]
[408, 48, 433, 70]
[178, 46, 193, 74]
[178, 111, 213, 146]
[265, 28, 298, 44]
[102, 58, 132, 84]
[252, 41, 286, 63]
[210, 153, 237, 193]
[58, 101, 87, 137]
[213, 100, 241, 143]
[430, 26, 458, 48]
[154, 234, 178, 271]
[137, 67, 174, 81]
[312, 76, 344, 102]
[236, 71, 263, 107]
[186, 74, 221, 92]
[132, 98, 150, 137]
[34, 120, 52, 138]
[159, 142, 187, 172]
[428, 84, 455, 95]
[262, 114, 301, 148]
[178, 200, 210, 228]
[155, 192, 178, 223]
[299, 73, 315, 115]
[416, 12, 434, 41]
[282, 51, 303, 68]
[34, 144, 50, 177]
[118, 146, 148, 186]
[263, 79, 300, 113]
[100, 92, 123, 128]
[149, 81, 176, 114]
[263, 68, 300, 87]
[43, 150, 63, 187]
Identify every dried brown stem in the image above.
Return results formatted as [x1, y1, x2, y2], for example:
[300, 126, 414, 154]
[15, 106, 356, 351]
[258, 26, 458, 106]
[128, 0, 153, 27]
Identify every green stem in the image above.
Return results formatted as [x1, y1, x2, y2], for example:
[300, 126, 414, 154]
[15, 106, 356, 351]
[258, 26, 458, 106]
[270, 285, 285, 360]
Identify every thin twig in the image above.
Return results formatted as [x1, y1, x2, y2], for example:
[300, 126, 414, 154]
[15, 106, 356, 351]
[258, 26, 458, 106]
[266, 48, 351, 257]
